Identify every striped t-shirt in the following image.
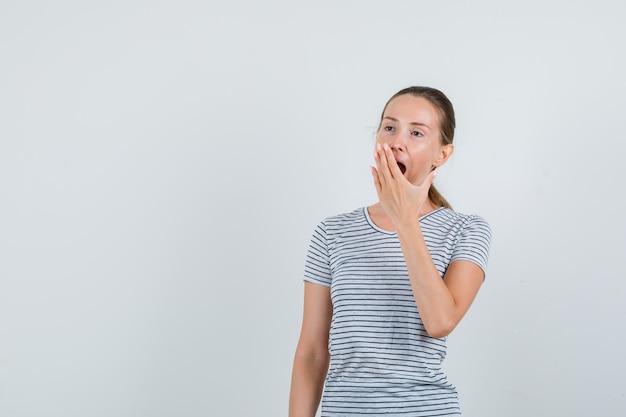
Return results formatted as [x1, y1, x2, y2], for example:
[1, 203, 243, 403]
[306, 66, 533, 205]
[303, 206, 492, 417]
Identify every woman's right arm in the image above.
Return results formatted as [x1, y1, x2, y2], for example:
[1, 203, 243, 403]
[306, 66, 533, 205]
[289, 282, 333, 417]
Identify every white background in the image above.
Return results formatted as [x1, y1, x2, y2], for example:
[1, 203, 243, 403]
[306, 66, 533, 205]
[1, 1, 625, 416]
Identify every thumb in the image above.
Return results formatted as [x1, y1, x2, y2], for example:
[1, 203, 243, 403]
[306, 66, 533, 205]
[420, 167, 438, 189]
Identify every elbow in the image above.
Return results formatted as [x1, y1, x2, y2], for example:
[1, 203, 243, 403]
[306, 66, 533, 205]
[425, 327, 452, 339]
[305, 351, 330, 368]
[294, 344, 330, 369]
[423, 318, 457, 339]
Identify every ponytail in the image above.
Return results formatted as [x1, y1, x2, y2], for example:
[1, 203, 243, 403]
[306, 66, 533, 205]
[428, 185, 452, 210]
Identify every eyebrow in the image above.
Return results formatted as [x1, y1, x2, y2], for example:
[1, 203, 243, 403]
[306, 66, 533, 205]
[382, 116, 432, 130]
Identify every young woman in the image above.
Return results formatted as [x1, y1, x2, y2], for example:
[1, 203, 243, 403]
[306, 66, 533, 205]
[289, 86, 492, 417]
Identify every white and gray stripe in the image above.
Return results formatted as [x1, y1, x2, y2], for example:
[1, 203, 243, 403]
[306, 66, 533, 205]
[303, 207, 491, 417]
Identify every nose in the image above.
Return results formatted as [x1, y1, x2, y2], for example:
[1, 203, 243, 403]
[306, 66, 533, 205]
[377, 127, 407, 152]
[389, 134, 406, 152]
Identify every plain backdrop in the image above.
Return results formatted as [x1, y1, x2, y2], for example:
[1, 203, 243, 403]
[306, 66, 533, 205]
[1, 1, 625, 416]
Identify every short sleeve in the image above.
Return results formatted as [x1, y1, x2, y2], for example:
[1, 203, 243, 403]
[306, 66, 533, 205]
[303, 221, 332, 287]
[450, 215, 492, 278]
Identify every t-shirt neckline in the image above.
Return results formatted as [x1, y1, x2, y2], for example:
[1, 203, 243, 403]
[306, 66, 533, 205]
[363, 206, 446, 235]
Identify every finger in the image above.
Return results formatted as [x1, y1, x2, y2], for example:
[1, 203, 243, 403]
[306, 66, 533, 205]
[374, 144, 388, 187]
[382, 143, 403, 179]
[376, 143, 394, 183]
[420, 167, 438, 189]
[370, 166, 382, 195]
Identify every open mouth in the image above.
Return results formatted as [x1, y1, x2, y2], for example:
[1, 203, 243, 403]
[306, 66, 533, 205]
[397, 162, 406, 174]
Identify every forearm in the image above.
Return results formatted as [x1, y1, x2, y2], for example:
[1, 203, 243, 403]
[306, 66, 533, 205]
[289, 351, 329, 417]
[396, 219, 457, 338]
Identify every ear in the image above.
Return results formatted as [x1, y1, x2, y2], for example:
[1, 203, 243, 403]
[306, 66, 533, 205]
[433, 144, 454, 168]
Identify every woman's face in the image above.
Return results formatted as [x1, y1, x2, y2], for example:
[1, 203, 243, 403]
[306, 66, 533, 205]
[375, 94, 453, 186]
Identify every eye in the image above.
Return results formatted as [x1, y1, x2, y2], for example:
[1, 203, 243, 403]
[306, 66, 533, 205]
[411, 130, 423, 137]
[384, 125, 394, 131]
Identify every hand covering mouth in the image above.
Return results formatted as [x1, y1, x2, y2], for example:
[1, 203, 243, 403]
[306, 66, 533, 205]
[396, 161, 407, 174]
